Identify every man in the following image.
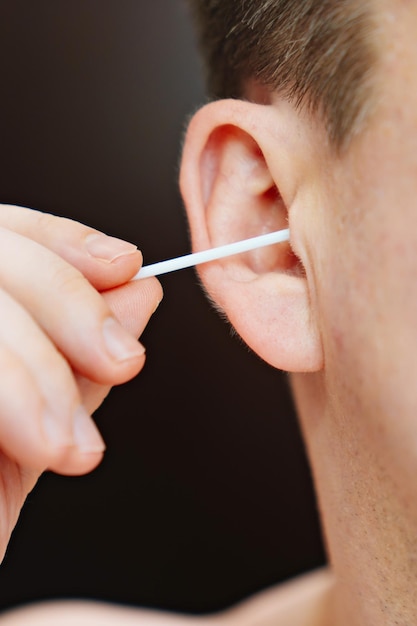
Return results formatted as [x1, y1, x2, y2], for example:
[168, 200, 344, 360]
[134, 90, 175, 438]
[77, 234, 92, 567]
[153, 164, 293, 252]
[1, 0, 416, 624]
[178, 0, 417, 624]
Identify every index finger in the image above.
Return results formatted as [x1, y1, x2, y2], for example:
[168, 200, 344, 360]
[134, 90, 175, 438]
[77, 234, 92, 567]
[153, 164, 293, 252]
[0, 226, 161, 385]
[0, 204, 143, 291]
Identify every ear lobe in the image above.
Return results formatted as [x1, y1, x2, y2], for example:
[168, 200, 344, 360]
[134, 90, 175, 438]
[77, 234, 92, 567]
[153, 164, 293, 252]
[180, 99, 323, 373]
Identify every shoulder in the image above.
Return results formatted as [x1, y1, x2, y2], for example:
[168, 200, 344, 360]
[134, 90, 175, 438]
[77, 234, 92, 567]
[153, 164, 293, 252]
[0, 568, 334, 626]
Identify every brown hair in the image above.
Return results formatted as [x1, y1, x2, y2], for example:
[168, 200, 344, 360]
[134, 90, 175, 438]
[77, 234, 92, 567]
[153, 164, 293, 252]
[185, 0, 377, 150]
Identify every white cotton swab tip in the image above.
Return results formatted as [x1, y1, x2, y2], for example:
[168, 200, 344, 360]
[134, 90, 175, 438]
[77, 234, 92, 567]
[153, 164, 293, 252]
[132, 227, 290, 280]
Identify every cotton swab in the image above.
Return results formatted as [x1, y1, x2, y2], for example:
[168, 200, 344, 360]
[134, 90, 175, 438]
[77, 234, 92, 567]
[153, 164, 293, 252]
[133, 227, 290, 280]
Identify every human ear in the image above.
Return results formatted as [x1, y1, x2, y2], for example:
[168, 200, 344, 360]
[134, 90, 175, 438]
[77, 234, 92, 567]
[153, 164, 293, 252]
[179, 99, 323, 372]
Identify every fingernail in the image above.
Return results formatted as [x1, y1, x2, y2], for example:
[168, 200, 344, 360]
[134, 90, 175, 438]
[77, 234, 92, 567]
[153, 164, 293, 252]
[43, 409, 74, 448]
[153, 298, 162, 314]
[102, 317, 146, 362]
[73, 407, 106, 454]
[85, 233, 138, 263]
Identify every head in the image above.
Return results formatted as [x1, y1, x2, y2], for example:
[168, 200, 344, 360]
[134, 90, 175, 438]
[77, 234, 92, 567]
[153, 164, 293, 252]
[180, 1, 417, 624]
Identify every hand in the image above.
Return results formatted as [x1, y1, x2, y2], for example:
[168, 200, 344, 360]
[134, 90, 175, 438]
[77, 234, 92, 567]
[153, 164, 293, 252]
[0, 204, 163, 560]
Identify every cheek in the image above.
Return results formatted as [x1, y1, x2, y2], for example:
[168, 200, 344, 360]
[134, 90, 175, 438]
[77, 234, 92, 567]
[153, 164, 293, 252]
[320, 216, 398, 411]
[314, 147, 417, 481]
[319, 244, 376, 416]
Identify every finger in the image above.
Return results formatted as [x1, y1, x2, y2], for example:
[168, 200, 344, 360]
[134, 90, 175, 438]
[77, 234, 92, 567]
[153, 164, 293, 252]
[0, 204, 143, 291]
[0, 352, 103, 477]
[0, 227, 159, 385]
[102, 276, 163, 335]
[0, 287, 105, 475]
[76, 277, 163, 414]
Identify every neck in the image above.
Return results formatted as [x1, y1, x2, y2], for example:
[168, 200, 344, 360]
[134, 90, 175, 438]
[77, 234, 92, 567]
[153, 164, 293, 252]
[291, 372, 417, 626]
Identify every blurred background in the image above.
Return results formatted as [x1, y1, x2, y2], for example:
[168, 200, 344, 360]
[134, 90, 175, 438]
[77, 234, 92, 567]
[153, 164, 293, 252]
[0, 0, 325, 615]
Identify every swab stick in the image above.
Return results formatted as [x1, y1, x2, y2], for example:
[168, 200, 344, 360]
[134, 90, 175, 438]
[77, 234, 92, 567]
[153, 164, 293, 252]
[133, 228, 290, 280]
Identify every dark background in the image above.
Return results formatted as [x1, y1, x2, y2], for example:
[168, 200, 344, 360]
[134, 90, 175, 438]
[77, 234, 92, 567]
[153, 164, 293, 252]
[0, 0, 325, 615]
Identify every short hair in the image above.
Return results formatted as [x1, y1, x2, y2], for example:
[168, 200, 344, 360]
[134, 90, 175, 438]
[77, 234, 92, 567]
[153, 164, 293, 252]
[185, 0, 378, 150]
